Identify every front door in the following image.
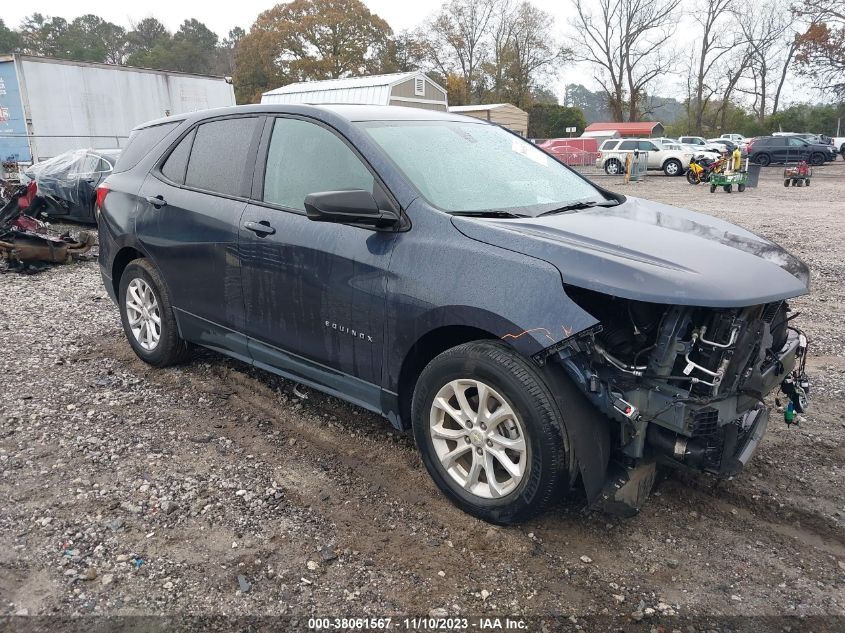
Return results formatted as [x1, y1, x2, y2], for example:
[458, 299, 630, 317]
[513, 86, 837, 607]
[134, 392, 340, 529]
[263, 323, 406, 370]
[135, 115, 263, 360]
[238, 116, 398, 411]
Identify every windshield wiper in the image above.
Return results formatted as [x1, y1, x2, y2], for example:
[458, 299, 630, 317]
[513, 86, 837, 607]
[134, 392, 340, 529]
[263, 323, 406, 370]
[451, 210, 527, 218]
[538, 199, 619, 216]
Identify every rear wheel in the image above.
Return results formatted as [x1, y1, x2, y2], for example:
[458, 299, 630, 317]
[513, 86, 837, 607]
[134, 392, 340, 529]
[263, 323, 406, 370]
[724, 184, 732, 193]
[805, 179, 811, 186]
[411, 341, 570, 524]
[710, 184, 716, 193]
[663, 159, 682, 177]
[604, 159, 622, 175]
[738, 183, 746, 192]
[119, 259, 191, 367]
[784, 179, 790, 187]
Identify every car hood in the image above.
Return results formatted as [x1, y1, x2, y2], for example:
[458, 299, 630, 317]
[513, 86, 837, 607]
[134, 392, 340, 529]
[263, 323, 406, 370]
[452, 197, 810, 307]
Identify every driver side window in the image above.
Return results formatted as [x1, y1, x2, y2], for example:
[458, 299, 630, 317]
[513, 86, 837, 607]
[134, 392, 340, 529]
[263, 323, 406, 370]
[263, 118, 375, 211]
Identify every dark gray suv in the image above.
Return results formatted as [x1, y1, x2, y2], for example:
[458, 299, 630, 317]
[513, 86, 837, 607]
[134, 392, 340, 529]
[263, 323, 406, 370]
[96, 105, 810, 523]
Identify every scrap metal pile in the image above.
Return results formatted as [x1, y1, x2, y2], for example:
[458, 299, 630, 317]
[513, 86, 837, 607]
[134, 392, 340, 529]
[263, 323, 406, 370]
[0, 181, 95, 273]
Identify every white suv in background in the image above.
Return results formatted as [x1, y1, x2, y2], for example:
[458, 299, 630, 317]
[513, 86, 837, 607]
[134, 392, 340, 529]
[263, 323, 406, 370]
[596, 138, 694, 176]
[679, 136, 724, 152]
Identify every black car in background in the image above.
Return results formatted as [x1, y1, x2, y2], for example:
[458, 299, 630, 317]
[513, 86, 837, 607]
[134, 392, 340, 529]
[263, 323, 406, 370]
[747, 135, 835, 166]
[95, 105, 810, 523]
[25, 149, 121, 224]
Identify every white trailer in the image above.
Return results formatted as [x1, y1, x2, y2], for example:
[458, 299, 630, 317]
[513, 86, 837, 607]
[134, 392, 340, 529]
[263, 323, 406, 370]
[0, 54, 235, 163]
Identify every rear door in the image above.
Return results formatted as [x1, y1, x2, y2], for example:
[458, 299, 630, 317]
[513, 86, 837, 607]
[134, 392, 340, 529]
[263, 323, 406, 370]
[135, 115, 263, 360]
[238, 116, 400, 411]
[639, 141, 660, 168]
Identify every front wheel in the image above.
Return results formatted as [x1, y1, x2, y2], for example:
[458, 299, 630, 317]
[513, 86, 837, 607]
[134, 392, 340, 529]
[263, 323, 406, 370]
[119, 259, 191, 367]
[738, 183, 746, 192]
[686, 170, 699, 185]
[710, 184, 716, 193]
[809, 152, 825, 166]
[756, 153, 771, 166]
[411, 341, 570, 524]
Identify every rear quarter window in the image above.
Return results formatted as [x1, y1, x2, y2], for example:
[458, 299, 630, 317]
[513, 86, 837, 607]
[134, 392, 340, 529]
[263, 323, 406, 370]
[113, 121, 181, 173]
[184, 117, 260, 196]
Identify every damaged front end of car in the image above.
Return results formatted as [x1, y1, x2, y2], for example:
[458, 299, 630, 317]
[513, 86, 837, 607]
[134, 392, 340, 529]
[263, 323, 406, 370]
[552, 289, 809, 515]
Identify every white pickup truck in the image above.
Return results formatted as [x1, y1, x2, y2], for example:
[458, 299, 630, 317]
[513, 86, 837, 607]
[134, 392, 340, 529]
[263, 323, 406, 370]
[595, 138, 695, 176]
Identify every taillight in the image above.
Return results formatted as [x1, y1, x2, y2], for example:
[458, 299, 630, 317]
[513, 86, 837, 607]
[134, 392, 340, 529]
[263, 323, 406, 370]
[95, 184, 110, 210]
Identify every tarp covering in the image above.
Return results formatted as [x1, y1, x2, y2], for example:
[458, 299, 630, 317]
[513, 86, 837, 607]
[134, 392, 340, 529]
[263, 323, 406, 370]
[24, 149, 117, 210]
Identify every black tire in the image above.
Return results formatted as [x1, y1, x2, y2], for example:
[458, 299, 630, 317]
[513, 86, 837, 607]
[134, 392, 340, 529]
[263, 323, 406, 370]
[805, 179, 811, 186]
[797, 179, 804, 187]
[604, 159, 622, 175]
[710, 184, 716, 193]
[118, 259, 191, 367]
[411, 340, 570, 525]
[756, 153, 771, 166]
[784, 179, 790, 187]
[724, 184, 732, 193]
[686, 170, 699, 185]
[663, 159, 682, 177]
[809, 152, 825, 166]
[738, 183, 745, 192]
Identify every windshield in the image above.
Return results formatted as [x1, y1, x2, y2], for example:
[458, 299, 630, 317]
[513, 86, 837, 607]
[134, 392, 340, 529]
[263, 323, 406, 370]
[357, 120, 607, 216]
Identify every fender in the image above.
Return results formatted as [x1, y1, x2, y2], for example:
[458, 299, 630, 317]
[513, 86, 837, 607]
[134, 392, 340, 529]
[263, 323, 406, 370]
[383, 199, 600, 393]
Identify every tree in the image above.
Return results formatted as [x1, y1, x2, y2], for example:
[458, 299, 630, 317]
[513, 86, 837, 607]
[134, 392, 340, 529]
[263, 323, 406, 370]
[64, 15, 126, 64]
[0, 19, 21, 53]
[126, 17, 170, 62]
[570, 0, 681, 122]
[686, 0, 738, 134]
[416, 0, 496, 104]
[234, 0, 393, 103]
[527, 103, 586, 137]
[739, 0, 798, 121]
[19, 13, 70, 57]
[127, 19, 219, 74]
[504, 2, 570, 108]
[216, 27, 245, 76]
[794, 1, 845, 97]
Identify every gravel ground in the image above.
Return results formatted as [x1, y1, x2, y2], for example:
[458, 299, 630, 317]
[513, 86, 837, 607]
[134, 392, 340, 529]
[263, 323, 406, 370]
[1, 162, 844, 629]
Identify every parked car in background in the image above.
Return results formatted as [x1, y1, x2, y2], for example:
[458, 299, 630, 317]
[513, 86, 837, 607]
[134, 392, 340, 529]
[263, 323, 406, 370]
[678, 136, 723, 152]
[596, 138, 693, 176]
[833, 136, 845, 159]
[747, 135, 836, 166]
[537, 137, 599, 166]
[96, 104, 810, 522]
[721, 133, 747, 145]
[24, 149, 121, 224]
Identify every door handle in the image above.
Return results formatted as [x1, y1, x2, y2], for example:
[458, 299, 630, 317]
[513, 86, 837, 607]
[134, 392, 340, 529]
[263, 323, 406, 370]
[243, 220, 276, 236]
[145, 195, 167, 209]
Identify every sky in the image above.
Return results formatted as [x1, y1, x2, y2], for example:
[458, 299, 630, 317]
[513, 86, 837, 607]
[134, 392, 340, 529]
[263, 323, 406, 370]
[2, 0, 809, 107]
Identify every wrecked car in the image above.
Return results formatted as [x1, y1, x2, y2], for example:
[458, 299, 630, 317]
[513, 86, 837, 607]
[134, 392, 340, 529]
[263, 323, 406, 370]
[24, 148, 120, 224]
[0, 181, 95, 270]
[96, 105, 810, 524]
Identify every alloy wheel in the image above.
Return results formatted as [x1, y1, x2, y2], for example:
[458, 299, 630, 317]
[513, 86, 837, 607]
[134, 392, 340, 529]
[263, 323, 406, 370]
[429, 379, 528, 499]
[125, 278, 162, 351]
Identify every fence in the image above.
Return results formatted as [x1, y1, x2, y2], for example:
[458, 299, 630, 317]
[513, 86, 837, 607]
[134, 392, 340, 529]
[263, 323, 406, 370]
[549, 148, 649, 181]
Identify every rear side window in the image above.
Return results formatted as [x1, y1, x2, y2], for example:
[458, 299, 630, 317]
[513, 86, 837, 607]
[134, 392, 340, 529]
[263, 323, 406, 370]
[114, 122, 180, 173]
[262, 118, 374, 211]
[161, 129, 196, 184]
[185, 117, 260, 196]
[618, 140, 637, 150]
[601, 140, 619, 150]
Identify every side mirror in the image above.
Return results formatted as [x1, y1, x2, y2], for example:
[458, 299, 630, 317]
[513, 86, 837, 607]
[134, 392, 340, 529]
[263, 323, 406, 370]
[304, 190, 398, 227]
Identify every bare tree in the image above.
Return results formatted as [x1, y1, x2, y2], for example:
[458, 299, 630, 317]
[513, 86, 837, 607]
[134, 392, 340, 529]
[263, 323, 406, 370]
[687, 0, 738, 133]
[739, 0, 797, 120]
[506, 3, 571, 108]
[417, 0, 497, 103]
[570, 0, 626, 121]
[570, 0, 681, 122]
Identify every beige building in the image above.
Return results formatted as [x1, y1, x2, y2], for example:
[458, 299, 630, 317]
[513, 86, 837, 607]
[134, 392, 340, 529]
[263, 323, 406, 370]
[447, 103, 529, 136]
[261, 72, 448, 111]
